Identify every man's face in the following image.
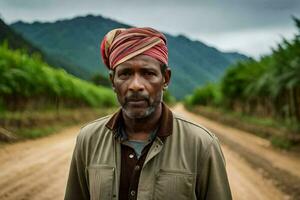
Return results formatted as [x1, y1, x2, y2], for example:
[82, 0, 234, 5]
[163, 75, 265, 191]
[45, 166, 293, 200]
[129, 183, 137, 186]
[111, 55, 170, 119]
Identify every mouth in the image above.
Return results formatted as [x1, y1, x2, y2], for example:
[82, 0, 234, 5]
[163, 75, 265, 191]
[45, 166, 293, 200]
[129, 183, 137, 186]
[126, 99, 148, 107]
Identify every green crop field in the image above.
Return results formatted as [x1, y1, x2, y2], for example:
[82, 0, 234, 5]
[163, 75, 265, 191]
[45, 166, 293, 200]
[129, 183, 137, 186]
[0, 44, 117, 111]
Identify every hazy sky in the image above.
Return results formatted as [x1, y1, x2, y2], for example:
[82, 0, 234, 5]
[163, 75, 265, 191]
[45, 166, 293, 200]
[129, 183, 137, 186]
[0, 0, 299, 58]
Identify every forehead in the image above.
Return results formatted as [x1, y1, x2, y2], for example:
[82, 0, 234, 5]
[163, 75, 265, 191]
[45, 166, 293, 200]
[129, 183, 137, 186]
[115, 55, 161, 71]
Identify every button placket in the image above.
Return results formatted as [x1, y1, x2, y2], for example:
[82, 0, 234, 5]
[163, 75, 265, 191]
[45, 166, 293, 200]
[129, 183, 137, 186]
[130, 190, 136, 196]
[129, 153, 134, 159]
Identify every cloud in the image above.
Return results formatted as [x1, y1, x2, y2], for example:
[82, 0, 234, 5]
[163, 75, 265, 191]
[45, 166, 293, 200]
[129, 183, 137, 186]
[0, 0, 299, 57]
[196, 26, 298, 58]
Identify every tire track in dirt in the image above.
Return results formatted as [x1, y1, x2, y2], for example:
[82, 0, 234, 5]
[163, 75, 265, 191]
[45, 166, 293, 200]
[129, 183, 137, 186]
[1, 152, 69, 199]
[0, 143, 70, 192]
[0, 126, 79, 200]
[223, 145, 289, 200]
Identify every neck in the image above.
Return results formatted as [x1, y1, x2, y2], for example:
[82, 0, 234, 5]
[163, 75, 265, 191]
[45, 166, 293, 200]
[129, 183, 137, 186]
[122, 103, 162, 140]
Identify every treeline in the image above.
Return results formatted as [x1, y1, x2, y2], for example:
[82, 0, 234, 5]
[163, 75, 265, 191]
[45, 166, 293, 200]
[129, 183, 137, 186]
[0, 44, 117, 111]
[186, 18, 300, 129]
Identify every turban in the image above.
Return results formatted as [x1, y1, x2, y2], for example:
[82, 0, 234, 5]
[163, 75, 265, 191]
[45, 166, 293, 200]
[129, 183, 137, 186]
[100, 27, 168, 70]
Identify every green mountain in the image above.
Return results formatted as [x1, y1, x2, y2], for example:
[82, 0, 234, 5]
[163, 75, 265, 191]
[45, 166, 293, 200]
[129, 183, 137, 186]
[0, 17, 90, 79]
[11, 14, 248, 99]
[0, 17, 42, 54]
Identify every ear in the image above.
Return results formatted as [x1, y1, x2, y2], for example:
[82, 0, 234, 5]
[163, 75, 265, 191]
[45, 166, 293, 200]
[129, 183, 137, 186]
[109, 70, 116, 91]
[163, 67, 171, 87]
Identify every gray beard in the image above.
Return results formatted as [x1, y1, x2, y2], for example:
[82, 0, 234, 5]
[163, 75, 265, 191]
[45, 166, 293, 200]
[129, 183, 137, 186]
[122, 91, 163, 120]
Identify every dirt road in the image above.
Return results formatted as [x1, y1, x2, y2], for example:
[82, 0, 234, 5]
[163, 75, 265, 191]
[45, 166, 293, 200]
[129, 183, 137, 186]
[0, 106, 299, 199]
[0, 126, 78, 200]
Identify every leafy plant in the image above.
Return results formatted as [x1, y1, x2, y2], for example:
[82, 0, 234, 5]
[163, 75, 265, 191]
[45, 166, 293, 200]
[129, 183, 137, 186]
[0, 45, 117, 111]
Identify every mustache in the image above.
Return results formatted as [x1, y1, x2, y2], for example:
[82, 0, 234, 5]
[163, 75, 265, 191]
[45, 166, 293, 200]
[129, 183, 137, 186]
[125, 93, 149, 102]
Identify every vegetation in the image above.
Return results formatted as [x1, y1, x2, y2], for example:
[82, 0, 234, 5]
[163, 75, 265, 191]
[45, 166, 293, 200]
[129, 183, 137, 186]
[0, 44, 117, 111]
[11, 15, 247, 99]
[0, 17, 88, 79]
[90, 73, 111, 87]
[185, 82, 222, 106]
[185, 18, 300, 146]
[0, 107, 116, 140]
[163, 90, 176, 105]
[0, 97, 118, 144]
[0, 18, 41, 55]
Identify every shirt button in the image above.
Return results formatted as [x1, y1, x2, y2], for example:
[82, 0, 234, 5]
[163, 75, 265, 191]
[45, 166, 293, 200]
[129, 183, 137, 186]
[130, 190, 136, 196]
[129, 154, 134, 159]
[134, 165, 141, 171]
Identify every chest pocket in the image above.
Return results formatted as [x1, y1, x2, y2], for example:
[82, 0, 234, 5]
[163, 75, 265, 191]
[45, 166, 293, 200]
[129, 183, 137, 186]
[153, 169, 196, 200]
[88, 165, 115, 200]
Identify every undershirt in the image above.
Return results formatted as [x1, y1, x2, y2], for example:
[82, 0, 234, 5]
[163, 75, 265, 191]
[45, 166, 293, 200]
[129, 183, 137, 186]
[120, 126, 158, 159]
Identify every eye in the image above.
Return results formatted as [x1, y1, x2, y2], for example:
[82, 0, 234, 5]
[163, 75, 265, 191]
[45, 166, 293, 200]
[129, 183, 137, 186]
[143, 71, 156, 76]
[118, 71, 131, 79]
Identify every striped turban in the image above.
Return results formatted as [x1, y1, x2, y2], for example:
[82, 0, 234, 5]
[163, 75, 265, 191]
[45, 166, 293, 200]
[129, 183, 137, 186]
[100, 27, 168, 70]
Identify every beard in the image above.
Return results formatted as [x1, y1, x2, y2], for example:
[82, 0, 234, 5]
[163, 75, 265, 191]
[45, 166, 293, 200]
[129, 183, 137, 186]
[119, 91, 163, 120]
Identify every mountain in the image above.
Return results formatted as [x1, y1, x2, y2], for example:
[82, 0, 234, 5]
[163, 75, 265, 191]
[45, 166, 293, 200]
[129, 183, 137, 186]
[0, 17, 42, 54]
[11, 14, 248, 99]
[0, 17, 90, 79]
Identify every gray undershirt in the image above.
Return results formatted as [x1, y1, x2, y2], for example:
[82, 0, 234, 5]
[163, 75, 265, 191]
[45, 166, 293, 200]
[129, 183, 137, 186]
[119, 126, 158, 159]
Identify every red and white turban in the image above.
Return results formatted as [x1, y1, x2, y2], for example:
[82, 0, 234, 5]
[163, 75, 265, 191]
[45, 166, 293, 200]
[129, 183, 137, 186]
[100, 27, 168, 70]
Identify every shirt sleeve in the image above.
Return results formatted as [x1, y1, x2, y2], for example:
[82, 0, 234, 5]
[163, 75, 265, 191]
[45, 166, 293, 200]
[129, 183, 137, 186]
[64, 132, 90, 200]
[196, 136, 232, 200]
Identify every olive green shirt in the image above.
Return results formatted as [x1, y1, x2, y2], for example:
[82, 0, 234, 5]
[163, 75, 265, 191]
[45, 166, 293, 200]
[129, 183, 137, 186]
[65, 104, 232, 200]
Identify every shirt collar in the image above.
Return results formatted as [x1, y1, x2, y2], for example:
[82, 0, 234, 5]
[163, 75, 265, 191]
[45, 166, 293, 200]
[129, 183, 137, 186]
[119, 125, 158, 142]
[105, 102, 173, 138]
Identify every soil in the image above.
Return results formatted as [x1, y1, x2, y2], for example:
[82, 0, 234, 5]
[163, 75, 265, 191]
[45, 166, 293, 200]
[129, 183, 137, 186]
[0, 105, 299, 199]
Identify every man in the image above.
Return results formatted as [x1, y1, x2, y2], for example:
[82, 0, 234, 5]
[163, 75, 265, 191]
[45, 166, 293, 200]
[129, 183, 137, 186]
[65, 27, 232, 200]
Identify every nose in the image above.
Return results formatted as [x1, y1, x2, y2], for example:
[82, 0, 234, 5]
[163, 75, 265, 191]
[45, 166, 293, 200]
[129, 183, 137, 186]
[128, 74, 145, 92]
